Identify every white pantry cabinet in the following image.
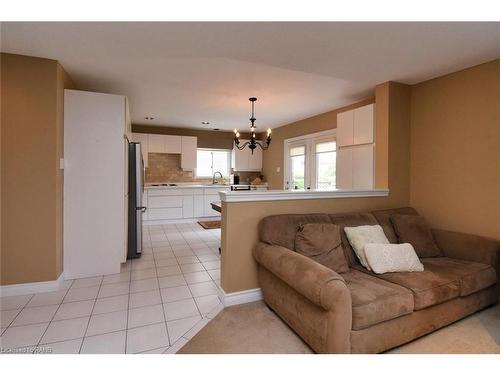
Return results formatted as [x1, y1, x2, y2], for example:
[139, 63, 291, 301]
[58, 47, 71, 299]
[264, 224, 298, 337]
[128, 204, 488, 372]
[336, 103, 375, 189]
[232, 140, 263, 172]
[64, 89, 129, 278]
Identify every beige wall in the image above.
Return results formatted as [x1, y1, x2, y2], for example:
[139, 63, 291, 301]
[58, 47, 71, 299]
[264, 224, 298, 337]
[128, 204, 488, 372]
[262, 98, 375, 189]
[1, 53, 74, 285]
[221, 83, 411, 293]
[409, 59, 500, 240]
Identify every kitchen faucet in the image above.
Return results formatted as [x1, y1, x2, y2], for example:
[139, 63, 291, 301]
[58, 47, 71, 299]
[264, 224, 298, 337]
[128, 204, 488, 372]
[212, 171, 223, 185]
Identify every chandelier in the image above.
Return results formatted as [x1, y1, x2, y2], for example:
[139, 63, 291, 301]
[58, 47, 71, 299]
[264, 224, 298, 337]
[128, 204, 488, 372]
[233, 97, 271, 154]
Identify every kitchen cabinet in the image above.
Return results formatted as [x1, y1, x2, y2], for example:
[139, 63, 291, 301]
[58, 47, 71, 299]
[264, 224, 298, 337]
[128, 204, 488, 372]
[164, 135, 181, 153]
[336, 103, 375, 190]
[183, 196, 194, 218]
[337, 110, 354, 147]
[336, 103, 374, 147]
[132, 133, 149, 167]
[148, 134, 182, 154]
[143, 186, 229, 222]
[181, 136, 197, 171]
[336, 147, 353, 189]
[336, 145, 374, 189]
[204, 194, 220, 217]
[353, 104, 375, 145]
[193, 195, 204, 217]
[352, 144, 374, 188]
[64, 89, 129, 278]
[148, 134, 165, 153]
[232, 140, 263, 172]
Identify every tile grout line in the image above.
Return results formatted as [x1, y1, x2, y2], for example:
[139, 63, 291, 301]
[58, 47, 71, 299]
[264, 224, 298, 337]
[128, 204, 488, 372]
[77, 276, 104, 354]
[151, 234, 173, 349]
[1, 293, 36, 336]
[33, 279, 75, 353]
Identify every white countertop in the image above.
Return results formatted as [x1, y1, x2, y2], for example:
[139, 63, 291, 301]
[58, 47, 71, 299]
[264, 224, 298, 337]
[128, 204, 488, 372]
[218, 188, 390, 202]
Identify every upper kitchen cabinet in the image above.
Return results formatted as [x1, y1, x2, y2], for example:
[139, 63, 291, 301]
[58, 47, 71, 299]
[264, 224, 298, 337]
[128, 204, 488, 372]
[148, 134, 165, 153]
[147, 134, 182, 154]
[164, 135, 182, 153]
[181, 136, 197, 171]
[232, 140, 263, 172]
[336, 103, 375, 147]
[131, 132, 149, 167]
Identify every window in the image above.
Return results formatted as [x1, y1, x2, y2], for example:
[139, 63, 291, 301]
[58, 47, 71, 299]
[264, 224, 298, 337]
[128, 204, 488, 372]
[196, 149, 231, 177]
[284, 130, 336, 190]
[315, 141, 336, 190]
[289, 145, 306, 190]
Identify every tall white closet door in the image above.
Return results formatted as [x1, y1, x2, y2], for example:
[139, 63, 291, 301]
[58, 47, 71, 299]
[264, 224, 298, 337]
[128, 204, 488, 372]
[64, 89, 126, 279]
[336, 148, 353, 189]
[352, 144, 374, 189]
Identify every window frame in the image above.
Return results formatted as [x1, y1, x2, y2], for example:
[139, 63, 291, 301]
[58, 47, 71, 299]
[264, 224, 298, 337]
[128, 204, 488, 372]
[283, 129, 336, 190]
[195, 148, 232, 178]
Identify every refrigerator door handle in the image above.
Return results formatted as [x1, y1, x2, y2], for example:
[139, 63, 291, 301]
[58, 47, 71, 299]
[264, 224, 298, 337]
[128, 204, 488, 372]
[136, 206, 147, 213]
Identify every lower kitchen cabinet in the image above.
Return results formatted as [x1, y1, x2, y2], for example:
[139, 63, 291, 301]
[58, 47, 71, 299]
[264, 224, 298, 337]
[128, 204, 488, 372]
[143, 186, 229, 222]
[204, 194, 220, 217]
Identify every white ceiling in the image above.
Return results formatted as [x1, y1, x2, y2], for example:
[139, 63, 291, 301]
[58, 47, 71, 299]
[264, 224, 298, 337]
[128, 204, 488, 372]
[1, 22, 499, 131]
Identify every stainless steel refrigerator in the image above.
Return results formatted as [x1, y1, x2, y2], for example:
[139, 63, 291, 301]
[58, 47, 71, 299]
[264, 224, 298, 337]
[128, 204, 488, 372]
[127, 142, 146, 259]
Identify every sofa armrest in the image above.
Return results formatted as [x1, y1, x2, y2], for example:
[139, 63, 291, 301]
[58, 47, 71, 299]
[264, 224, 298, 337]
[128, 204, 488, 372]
[253, 242, 351, 311]
[432, 229, 500, 271]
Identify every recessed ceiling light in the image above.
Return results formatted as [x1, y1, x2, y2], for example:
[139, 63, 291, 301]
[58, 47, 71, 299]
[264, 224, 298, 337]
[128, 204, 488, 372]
[145, 116, 154, 120]
[202, 121, 210, 125]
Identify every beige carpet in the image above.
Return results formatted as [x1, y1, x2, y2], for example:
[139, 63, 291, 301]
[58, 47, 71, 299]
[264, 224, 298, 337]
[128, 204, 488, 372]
[178, 301, 500, 354]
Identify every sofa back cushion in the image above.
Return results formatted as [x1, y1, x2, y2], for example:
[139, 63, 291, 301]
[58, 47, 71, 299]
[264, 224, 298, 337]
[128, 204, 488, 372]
[295, 223, 349, 274]
[259, 214, 332, 250]
[328, 212, 379, 266]
[371, 207, 419, 243]
[390, 214, 442, 258]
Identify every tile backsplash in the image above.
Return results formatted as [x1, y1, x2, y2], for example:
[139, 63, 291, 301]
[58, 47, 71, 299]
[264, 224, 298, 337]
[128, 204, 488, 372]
[146, 153, 205, 183]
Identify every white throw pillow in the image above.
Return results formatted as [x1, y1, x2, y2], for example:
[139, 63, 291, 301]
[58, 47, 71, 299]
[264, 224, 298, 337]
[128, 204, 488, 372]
[364, 243, 424, 274]
[344, 225, 389, 270]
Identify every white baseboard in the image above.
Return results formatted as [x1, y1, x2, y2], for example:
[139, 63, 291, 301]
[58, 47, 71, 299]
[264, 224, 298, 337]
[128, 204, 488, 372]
[0, 273, 67, 297]
[218, 287, 263, 307]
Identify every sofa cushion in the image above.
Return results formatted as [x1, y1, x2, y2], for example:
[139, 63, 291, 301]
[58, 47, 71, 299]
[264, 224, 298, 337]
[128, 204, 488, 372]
[343, 225, 390, 270]
[343, 269, 414, 330]
[371, 207, 419, 243]
[390, 214, 442, 258]
[353, 262, 461, 310]
[421, 257, 497, 297]
[364, 243, 424, 274]
[328, 212, 380, 267]
[295, 223, 349, 274]
[259, 214, 332, 250]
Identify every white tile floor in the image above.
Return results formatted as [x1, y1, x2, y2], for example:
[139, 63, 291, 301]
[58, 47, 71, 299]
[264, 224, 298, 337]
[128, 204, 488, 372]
[0, 222, 223, 354]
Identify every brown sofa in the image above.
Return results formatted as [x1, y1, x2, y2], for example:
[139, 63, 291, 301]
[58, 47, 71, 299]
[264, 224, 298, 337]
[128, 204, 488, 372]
[253, 207, 499, 353]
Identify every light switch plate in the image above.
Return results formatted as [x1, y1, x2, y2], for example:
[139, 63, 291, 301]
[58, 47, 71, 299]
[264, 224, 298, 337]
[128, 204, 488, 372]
[59, 158, 65, 170]
[276, 167, 280, 173]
